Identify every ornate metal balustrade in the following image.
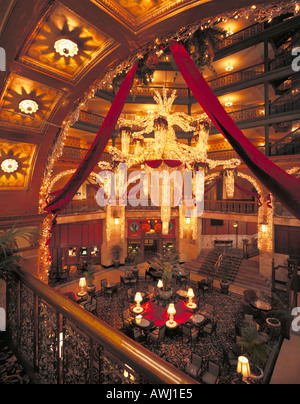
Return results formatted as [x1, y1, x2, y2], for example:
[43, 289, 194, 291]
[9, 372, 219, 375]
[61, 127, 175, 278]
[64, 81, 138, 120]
[208, 64, 264, 91]
[204, 200, 258, 214]
[5, 269, 196, 384]
[216, 22, 265, 49]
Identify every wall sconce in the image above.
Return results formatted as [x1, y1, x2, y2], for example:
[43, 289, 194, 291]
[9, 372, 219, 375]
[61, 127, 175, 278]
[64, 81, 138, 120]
[261, 222, 268, 233]
[114, 218, 119, 225]
[237, 356, 250, 383]
[157, 279, 163, 289]
[185, 217, 191, 225]
[78, 277, 87, 297]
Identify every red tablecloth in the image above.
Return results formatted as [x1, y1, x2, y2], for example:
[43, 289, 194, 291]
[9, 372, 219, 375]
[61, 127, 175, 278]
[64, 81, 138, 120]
[142, 299, 192, 327]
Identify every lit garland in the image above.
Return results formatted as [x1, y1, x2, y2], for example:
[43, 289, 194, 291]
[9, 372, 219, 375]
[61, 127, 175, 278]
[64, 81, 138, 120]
[237, 172, 273, 252]
[224, 169, 236, 198]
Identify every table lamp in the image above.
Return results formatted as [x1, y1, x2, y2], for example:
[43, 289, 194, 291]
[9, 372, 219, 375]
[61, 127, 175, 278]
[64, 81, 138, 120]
[133, 292, 143, 313]
[157, 279, 163, 289]
[78, 277, 87, 296]
[187, 288, 197, 309]
[237, 356, 250, 383]
[167, 303, 177, 326]
[136, 315, 142, 325]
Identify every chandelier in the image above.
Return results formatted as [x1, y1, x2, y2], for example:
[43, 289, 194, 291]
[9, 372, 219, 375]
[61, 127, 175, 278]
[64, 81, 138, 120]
[98, 89, 241, 233]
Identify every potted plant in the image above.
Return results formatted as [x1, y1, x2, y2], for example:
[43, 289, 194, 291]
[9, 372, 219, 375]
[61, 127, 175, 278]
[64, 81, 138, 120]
[239, 324, 270, 382]
[111, 243, 123, 268]
[151, 248, 179, 300]
[0, 222, 40, 280]
[84, 265, 96, 293]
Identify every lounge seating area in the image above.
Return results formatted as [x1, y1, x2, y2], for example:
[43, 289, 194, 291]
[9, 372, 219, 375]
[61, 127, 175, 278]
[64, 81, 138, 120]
[76, 273, 282, 384]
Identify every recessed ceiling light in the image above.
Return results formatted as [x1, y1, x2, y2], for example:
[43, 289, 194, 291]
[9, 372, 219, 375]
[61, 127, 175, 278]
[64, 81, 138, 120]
[19, 99, 39, 114]
[1, 158, 18, 173]
[54, 39, 79, 57]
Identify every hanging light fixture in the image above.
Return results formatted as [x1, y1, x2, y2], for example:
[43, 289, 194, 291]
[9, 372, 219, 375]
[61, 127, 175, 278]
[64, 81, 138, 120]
[1, 159, 18, 173]
[19, 99, 39, 114]
[54, 39, 79, 57]
[225, 62, 234, 72]
[225, 98, 233, 107]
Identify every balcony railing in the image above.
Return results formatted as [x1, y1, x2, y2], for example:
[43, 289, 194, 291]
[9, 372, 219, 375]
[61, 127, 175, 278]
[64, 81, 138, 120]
[208, 63, 265, 91]
[204, 200, 258, 214]
[5, 268, 196, 384]
[216, 22, 265, 49]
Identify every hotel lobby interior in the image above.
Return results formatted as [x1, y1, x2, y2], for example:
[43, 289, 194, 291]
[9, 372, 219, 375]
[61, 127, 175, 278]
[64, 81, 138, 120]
[0, 0, 300, 385]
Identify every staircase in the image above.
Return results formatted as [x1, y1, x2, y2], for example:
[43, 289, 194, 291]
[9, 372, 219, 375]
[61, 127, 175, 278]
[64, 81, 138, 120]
[183, 248, 271, 293]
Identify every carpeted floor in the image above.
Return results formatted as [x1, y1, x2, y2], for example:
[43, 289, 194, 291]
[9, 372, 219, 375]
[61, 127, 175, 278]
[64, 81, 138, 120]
[95, 278, 265, 384]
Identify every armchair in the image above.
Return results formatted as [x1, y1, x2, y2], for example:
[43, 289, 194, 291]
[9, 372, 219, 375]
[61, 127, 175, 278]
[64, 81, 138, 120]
[185, 353, 202, 379]
[148, 324, 166, 345]
[201, 360, 220, 384]
[181, 323, 199, 345]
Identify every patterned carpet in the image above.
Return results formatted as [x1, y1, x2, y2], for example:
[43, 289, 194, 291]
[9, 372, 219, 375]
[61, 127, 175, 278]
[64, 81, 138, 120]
[0, 334, 32, 384]
[95, 278, 254, 384]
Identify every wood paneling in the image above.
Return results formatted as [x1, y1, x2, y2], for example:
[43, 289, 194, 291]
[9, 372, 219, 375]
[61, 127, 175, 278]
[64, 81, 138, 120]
[275, 225, 300, 256]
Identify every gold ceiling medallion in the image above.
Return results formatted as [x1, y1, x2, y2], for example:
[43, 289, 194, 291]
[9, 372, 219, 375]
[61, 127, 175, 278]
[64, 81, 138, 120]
[91, 0, 212, 33]
[54, 39, 79, 57]
[0, 74, 63, 134]
[17, 3, 119, 82]
[19, 99, 39, 114]
[0, 141, 37, 190]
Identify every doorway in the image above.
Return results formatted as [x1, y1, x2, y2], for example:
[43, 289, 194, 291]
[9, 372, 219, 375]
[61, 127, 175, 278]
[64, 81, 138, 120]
[144, 239, 158, 261]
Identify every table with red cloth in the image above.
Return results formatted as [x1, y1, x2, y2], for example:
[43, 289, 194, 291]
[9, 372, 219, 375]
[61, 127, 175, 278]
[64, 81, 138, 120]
[141, 299, 193, 327]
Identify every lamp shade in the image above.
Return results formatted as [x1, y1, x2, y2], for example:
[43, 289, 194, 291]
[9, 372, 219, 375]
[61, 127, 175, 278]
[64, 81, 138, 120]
[237, 356, 250, 379]
[167, 303, 176, 315]
[135, 292, 143, 304]
[157, 279, 163, 288]
[187, 288, 194, 298]
[79, 277, 86, 288]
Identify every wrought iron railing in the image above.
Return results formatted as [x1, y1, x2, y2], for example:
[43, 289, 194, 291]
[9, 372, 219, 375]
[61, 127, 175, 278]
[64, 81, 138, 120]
[270, 127, 300, 156]
[208, 63, 264, 91]
[204, 200, 258, 214]
[5, 268, 196, 384]
[216, 22, 265, 49]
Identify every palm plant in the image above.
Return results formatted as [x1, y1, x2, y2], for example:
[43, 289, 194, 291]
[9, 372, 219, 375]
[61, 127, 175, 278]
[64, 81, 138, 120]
[239, 325, 270, 367]
[151, 247, 179, 291]
[0, 223, 40, 280]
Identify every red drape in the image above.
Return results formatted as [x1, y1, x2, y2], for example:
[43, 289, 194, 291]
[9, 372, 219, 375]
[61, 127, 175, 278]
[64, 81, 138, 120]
[45, 63, 138, 214]
[170, 42, 300, 220]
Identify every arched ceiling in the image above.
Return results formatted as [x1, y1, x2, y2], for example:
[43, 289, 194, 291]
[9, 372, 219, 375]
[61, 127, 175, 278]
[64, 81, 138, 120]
[0, 0, 292, 218]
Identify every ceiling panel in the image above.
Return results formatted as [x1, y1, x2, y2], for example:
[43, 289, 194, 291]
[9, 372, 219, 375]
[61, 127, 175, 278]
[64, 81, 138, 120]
[0, 73, 64, 134]
[0, 139, 37, 190]
[17, 2, 120, 82]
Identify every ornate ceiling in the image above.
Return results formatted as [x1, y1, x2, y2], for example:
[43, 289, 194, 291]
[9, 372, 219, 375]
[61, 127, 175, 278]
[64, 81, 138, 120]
[0, 0, 293, 219]
[17, 2, 120, 82]
[91, 0, 212, 33]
